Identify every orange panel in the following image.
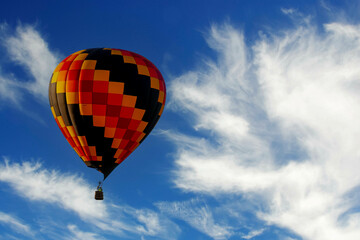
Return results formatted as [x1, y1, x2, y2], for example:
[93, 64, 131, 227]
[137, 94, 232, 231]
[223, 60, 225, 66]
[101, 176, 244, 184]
[122, 95, 137, 107]
[89, 146, 97, 156]
[82, 60, 97, 69]
[104, 127, 116, 138]
[123, 56, 136, 64]
[79, 104, 92, 116]
[74, 53, 88, 61]
[132, 108, 145, 120]
[57, 71, 67, 82]
[66, 92, 79, 104]
[93, 116, 106, 127]
[111, 138, 121, 148]
[111, 50, 122, 55]
[94, 70, 110, 81]
[150, 77, 159, 89]
[137, 65, 150, 76]
[108, 82, 124, 94]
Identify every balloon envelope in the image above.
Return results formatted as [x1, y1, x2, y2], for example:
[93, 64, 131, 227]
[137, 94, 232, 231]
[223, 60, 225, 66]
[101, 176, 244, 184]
[49, 48, 166, 179]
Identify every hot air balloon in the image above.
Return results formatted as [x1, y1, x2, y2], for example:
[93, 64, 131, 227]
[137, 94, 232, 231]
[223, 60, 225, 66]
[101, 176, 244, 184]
[49, 48, 166, 199]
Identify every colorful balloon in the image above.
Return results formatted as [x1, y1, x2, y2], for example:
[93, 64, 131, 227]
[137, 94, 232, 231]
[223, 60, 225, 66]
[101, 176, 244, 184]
[49, 48, 166, 179]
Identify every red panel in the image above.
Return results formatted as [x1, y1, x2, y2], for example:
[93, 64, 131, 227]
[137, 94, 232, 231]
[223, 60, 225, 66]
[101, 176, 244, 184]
[123, 130, 135, 139]
[148, 67, 158, 78]
[114, 128, 126, 138]
[107, 93, 123, 105]
[79, 80, 93, 92]
[79, 92, 92, 104]
[79, 69, 95, 80]
[93, 81, 109, 93]
[119, 139, 129, 149]
[121, 50, 132, 56]
[117, 118, 131, 128]
[69, 60, 84, 70]
[134, 57, 145, 65]
[92, 93, 108, 104]
[92, 104, 107, 116]
[130, 131, 141, 141]
[66, 80, 78, 92]
[119, 107, 134, 118]
[128, 119, 141, 130]
[106, 105, 121, 117]
[67, 70, 80, 81]
[60, 61, 72, 71]
[105, 116, 118, 127]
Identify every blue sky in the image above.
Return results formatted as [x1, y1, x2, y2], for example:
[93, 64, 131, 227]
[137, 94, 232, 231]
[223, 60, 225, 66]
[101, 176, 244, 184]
[1, 1, 360, 239]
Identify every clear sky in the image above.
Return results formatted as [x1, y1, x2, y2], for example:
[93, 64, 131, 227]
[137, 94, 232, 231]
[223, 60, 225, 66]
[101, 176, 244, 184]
[1, 1, 360, 239]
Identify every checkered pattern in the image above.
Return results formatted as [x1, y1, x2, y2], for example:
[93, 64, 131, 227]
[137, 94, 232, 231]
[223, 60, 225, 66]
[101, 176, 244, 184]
[49, 48, 166, 178]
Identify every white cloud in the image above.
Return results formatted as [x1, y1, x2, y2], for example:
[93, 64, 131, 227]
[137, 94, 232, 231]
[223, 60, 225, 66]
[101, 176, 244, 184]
[156, 198, 232, 240]
[166, 20, 360, 240]
[0, 23, 59, 103]
[0, 211, 32, 236]
[241, 228, 266, 239]
[0, 159, 106, 220]
[0, 158, 180, 240]
[67, 225, 104, 240]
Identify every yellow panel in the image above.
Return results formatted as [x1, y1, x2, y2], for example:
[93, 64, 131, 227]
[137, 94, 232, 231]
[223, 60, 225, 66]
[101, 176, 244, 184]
[122, 95, 137, 107]
[111, 138, 121, 148]
[81, 60, 97, 69]
[104, 127, 116, 138]
[94, 70, 110, 81]
[67, 54, 78, 62]
[123, 56, 136, 64]
[111, 50, 122, 55]
[66, 92, 79, 104]
[50, 107, 56, 118]
[56, 81, 66, 93]
[81, 156, 88, 162]
[150, 77, 159, 89]
[137, 121, 148, 132]
[108, 82, 124, 94]
[73, 50, 85, 55]
[114, 149, 123, 158]
[58, 71, 67, 82]
[78, 136, 88, 147]
[79, 104, 92, 116]
[57, 116, 66, 128]
[66, 126, 76, 137]
[51, 72, 59, 83]
[74, 53, 88, 61]
[158, 91, 165, 103]
[93, 116, 106, 127]
[137, 65, 150, 76]
[89, 146, 97, 156]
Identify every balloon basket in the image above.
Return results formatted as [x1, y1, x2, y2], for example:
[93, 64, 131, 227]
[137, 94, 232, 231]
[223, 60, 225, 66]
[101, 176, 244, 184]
[95, 190, 104, 200]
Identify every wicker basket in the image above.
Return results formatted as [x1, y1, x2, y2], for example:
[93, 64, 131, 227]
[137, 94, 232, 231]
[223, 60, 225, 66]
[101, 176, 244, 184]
[95, 191, 104, 200]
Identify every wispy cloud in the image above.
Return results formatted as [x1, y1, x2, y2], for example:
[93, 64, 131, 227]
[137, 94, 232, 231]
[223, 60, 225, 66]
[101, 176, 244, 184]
[67, 225, 104, 240]
[0, 23, 59, 104]
[166, 19, 360, 239]
[0, 158, 180, 240]
[0, 211, 32, 236]
[157, 198, 232, 240]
